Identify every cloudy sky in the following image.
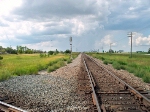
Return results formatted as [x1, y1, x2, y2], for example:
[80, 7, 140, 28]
[0, 0, 150, 52]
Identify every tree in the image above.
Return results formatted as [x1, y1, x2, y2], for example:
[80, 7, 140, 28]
[48, 51, 54, 55]
[55, 49, 59, 54]
[148, 48, 150, 54]
[64, 49, 71, 53]
[0, 46, 5, 54]
[5, 47, 17, 54]
[109, 49, 114, 53]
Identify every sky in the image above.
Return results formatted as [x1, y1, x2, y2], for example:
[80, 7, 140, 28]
[0, 0, 150, 52]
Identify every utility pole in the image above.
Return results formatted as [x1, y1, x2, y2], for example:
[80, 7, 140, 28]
[110, 43, 113, 53]
[70, 37, 72, 59]
[128, 32, 132, 58]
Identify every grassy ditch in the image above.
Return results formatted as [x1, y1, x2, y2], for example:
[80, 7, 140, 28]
[0, 53, 79, 81]
[88, 53, 150, 83]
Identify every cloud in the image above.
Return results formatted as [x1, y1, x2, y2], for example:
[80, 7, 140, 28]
[0, 21, 8, 27]
[105, 0, 150, 30]
[130, 32, 150, 46]
[0, 0, 22, 16]
[95, 34, 117, 50]
[0, 0, 150, 52]
[0, 0, 111, 47]
[100, 35, 114, 45]
[22, 41, 58, 51]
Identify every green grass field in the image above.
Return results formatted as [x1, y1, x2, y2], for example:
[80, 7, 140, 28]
[0, 53, 79, 81]
[87, 53, 150, 83]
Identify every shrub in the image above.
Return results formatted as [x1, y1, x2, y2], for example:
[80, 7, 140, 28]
[129, 63, 138, 68]
[118, 61, 127, 65]
[112, 62, 121, 70]
[135, 69, 145, 77]
[108, 60, 113, 64]
[62, 58, 67, 61]
[64, 49, 71, 53]
[143, 74, 150, 83]
[67, 59, 72, 64]
[48, 60, 58, 66]
[47, 60, 66, 73]
[48, 51, 54, 55]
[120, 65, 126, 70]
[37, 64, 45, 71]
[0, 56, 3, 60]
[103, 60, 108, 65]
[40, 53, 44, 58]
[47, 66, 55, 72]
[101, 57, 105, 61]
[126, 67, 134, 73]
[57, 61, 65, 66]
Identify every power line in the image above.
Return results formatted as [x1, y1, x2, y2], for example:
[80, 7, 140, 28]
[135, 24, 150, 32]
[114, 36, 127, 43]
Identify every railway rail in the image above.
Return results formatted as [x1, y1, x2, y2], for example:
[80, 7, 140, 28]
[0, 100, 27, 112]
[82, 53, 150, 112]
[0, 53, 149, 112]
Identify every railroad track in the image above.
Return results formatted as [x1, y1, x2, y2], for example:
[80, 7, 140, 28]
[82, 53, 150, 112]
[0, 100, 27, 112]
[0, 91, 26, 111]
[0, 53, 149, 112]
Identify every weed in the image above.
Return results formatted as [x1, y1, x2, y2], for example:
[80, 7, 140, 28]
[135, 69, 145, 77]
[118, 60, 127, 65]
[108, 60, 113, 64]
[101, 57, 105, 60]
[0, 69, 12, 81]
[112, 62, 121, 70]
[143, 73, 150, 83]
[0, 56, 3, 60]
[103, 60, 108, 65]
[47, 66, 55, 72]
[125, 67, 134, 73]
[0, 54, 70, 81]
[67, 59, 72, 64]
[129, 63, 138, 68]
[89, 53, 150, 83]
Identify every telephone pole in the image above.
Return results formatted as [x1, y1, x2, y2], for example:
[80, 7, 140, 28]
[128, 32, 132, 58]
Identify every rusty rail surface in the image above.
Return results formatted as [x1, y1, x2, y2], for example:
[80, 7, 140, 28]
[82, 53, 150, 112]
[0, 101, 27, 112]
[83, 58, 101, 112]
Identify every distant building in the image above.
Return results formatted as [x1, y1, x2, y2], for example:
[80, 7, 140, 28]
[136, 51, 143, 53]
[118, 50, 124, 53]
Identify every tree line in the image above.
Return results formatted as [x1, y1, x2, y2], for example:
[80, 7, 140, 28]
[0, 46, 44, 54]
[0, 46, 71, 55]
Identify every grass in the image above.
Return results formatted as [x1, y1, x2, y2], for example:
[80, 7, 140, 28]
[47, 53, 79, 72]
[88, 53, 150, 83]
[0, 53, 79, 81]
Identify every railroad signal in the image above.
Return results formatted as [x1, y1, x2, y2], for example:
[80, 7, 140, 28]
[70, 37, 72, 59]
[127, 32, 132, 58]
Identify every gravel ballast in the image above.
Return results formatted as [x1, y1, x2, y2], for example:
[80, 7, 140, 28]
[0, 54, 90, 112]
[0, 54, 150, 112]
